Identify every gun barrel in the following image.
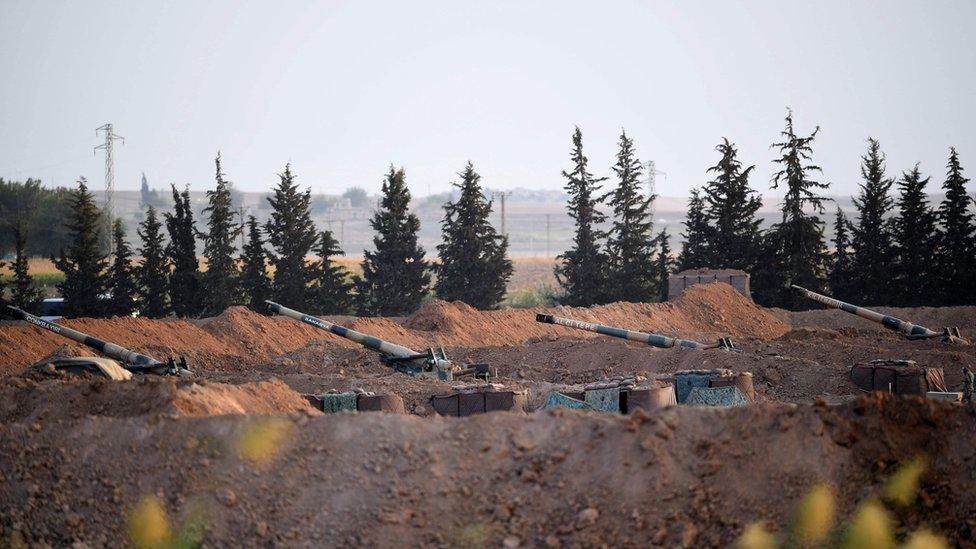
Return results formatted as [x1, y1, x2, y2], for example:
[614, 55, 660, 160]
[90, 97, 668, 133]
[266, 301, 421, 359]
[536, 313, 727, 350]
[7, 306, 165, 370]
[789, 285, 939, 339]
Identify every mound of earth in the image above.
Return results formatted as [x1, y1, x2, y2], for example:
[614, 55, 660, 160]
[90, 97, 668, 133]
[0, 394, 972, 546]
[0, 378, 318, 423]
[201, 306, 331, 360]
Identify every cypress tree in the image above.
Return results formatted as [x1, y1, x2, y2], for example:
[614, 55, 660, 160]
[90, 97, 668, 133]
[266, 163, 318, 309]
[435, 162, 513, 309]
[678, 189, 711, 270]
[754, 110, 830, 309]
[53, 178, 108, 318]
[137, 205, 170, 318]
[200, 153, 241, 316]
[240, 215, 272, 311]
[311, 230, 353, 314]
[891, 164, 939, 306]
[355, 166, 430, 316]
[701, 138, 763, 271]
[653, 229, 676, 301]
[11, 225, 42, 312]
[0, 259, 7, 313]
[165, 184, 202, 317]
[554, 127, 610, 306]
[106, 219, 138, 317]
[849, 138, 895, 305]
[604, 130, 657, 302]
[828, 207, 855, 301]
[934, 148, 975, 305]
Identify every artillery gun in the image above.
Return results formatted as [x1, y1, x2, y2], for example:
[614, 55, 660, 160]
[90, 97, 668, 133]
[8, 306, 192, 378]
[535, 313, 738, 351]
[790, 285, 969, 345]
[266, 301, 496, 381]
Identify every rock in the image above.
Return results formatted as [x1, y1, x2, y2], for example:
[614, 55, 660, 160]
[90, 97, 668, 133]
[216, 488, 237, 507]
[576, 507, 599, 529]
[502, 535, 521, 548]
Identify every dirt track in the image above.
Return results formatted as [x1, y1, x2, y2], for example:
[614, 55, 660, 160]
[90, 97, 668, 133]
[2, 282, 976, 546]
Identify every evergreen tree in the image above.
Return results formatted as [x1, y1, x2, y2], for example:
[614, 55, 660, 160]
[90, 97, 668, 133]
[53, 178, 109, 318]
[137, 205, 170, 318]
[311, 230, 353, 314]
[106, 219, 138, 317]
[355, 166, 430, 316]
[11, 225, 42, 312]
[554, 127, 610, 306]
[604, 130, 657, 302]
[934, 148, 975, 305]
[701, 138, 763, 271]
[849, 138, 895, 305]
[240, 215, 272, 312]
[679, 189, 711, 270]
[754, 110, 831, 309]
[891, 164, 939, 306]
[165, 184, 202, 317]
[266, 163, 318, 309]
[653, 229, 676, 301]
[199, 152, 241, 316]
[828, 207, 855, 301]
[435, 162, 513, 309]
[0, 259, 7, 314]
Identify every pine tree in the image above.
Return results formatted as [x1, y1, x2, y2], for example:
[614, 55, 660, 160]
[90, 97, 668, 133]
[240, 215, 272, 312]
[604, 130, 657, 302]
[11, 225, 42, 311]
[891, 164, 939, 306]
[849, 138, 895, 305]
[266, 163, 318, 309]
[754, 110, 831, 309]
[554, 127, 610, 306]
[165, 184, 202, 317]
[355, 166, 430, 316]
[106, 219, 138, 317]
[199, 152, 241, 316]
[934, 147, 975, 305]
[311, 230, 353, 314]
[137, 205, 170, 318]
[701, 138, 763, 271]
[679, 189, 711, 270]
[828, 207, 855, 301]
[53, 178, 109, 318]
[653, 229, 676, 301]
[435, 162, 513, 309]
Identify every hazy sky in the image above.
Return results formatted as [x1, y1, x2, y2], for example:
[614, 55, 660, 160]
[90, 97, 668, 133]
[2, 1, 974, 198]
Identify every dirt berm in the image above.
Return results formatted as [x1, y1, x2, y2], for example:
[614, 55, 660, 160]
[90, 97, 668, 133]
[1, 394, 973, 547]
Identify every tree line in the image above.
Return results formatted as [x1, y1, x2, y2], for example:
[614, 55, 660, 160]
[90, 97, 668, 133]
[675, 110, 974, 309]
[1, 154, 513, 318]
[555, 109, 974, 310]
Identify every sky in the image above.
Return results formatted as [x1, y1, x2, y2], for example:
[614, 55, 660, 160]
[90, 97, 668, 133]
[1, 0, 974, 199]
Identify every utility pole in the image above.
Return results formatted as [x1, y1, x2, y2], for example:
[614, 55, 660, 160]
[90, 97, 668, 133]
[492, 191, 513, 236]
[644, 160, 667, 222]
[94, 124, 124, 252]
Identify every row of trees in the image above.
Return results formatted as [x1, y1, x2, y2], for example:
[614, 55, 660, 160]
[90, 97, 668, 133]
[555, 128, 673, 307]
[3, 155, 514, 318]
[676, 111, 975, 309]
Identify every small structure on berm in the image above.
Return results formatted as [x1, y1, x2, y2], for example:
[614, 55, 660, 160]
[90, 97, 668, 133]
[668, 269, 750, 301]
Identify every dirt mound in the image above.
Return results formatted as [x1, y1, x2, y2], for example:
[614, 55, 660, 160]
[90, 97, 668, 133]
[0, 395, 971, 546]
[201, 306, 337, 358]
[385, 282, 790, 347]
[0, 378, 318, 422]
[0, 316, 240, 376]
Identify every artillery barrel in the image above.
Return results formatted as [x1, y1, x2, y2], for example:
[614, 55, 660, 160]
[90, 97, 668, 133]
[7, 306, 166, 370]
[536, 313, 728, 350]
[789, 285, 939, 339]
[266, 301, 422, 359]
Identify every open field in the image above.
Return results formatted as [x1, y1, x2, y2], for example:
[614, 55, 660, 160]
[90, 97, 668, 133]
[2, 282, 975, 545]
